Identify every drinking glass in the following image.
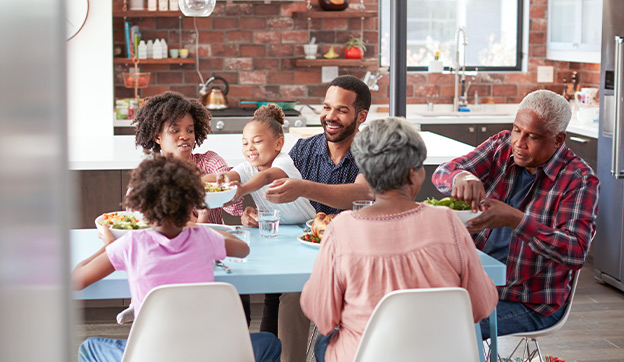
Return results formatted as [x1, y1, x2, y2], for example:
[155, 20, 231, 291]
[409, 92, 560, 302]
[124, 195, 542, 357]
[228, 228, 250, 263]
[353, 200, 374, 211]
[258, 209, 280, 238]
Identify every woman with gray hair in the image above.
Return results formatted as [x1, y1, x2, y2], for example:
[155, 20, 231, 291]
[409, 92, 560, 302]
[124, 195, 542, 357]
[300, 117, 498, 362]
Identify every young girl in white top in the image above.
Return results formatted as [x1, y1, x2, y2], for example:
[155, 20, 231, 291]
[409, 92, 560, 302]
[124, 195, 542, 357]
[205, 104, 316, 225]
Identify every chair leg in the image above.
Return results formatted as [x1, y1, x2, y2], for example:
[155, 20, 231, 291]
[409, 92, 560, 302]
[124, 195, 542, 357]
[306, 324, 318, 362]
[531, 338, 545, 362]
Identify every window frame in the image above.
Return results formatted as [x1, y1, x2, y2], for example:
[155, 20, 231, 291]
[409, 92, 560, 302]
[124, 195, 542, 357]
[379, 0, 525, 72]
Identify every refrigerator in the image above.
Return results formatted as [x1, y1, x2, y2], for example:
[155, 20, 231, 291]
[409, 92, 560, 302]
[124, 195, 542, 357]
[594, 0, 624, 292]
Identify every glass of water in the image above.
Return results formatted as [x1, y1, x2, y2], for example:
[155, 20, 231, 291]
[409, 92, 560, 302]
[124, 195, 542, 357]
[228, 228, 250, 263]
[352, 200, 374, 211]
[258, 209, 280, 238]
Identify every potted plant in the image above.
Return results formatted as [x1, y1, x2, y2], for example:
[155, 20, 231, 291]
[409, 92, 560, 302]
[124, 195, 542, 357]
[344, 37, 366, 59]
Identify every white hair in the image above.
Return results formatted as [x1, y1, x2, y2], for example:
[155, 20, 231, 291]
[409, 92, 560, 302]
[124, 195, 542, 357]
[517, 89, 571, 135]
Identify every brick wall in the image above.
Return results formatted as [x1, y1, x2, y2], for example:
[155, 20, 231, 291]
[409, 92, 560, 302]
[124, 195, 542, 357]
[113, 0, 600, 106]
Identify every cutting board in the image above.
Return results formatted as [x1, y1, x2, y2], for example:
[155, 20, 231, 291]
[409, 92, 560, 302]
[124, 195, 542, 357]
[289, 127, 324, 139]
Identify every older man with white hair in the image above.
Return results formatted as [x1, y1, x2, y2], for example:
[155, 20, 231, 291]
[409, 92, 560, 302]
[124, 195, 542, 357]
[432, 89, 600, 339]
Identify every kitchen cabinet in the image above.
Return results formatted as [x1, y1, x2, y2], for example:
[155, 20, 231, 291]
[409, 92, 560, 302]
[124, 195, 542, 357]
[420, 123, 511, 147]
[72, 170, 132, 229]
[566, 131, 597, 171]
[547, 0, 602, 63]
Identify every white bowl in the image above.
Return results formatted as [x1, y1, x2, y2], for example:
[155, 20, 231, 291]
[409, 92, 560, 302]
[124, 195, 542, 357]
[204, 183, 237, 208]
[95, 211, 148, 240]
[453, 209, 483, 225]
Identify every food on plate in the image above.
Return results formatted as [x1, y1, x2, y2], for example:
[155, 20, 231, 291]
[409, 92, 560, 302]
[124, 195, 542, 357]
[98, 212, 149, 230]
[205, 183, 232, 192]
[423, 196, 472, 211]
[302, 212, 337, 244]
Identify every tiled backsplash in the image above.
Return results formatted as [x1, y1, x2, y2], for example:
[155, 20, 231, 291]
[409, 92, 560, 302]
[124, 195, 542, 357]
[113, 0, 599, 105]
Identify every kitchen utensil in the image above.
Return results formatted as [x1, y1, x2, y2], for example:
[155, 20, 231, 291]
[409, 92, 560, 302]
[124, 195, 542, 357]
[574, 88, 599, 107]
[215, 260, 232, 273]
[200, 76, 229, 110]
[240, 100, 299, 110]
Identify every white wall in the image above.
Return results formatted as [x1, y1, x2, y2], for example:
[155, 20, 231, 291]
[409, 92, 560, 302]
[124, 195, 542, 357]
[66, 0, 114, 158]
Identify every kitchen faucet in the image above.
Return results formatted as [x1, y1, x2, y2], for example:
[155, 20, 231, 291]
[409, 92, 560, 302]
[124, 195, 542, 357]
[453, 27, 468, 112]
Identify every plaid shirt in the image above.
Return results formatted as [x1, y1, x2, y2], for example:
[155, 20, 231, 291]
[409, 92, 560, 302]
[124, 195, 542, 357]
[432, 130, 600, 315]
[191, 151, 244, 223]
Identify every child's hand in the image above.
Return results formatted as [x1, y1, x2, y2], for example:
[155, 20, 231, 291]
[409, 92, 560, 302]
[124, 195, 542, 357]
[97, 224, 116, 245]
[215, 173, 229, 186]
[223, 180, 243, 207]
[241, 206, 259, 228]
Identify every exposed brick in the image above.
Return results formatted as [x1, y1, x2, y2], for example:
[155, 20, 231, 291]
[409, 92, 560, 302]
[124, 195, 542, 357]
[531, 0, 547, 4]
[529, 4, 547, 19]
[240, 45, 266, 57]
[169, 85, 196, 96]
[197, 58, 225, 71]
[253, 85, 280, 99]
[212, 18, 238, 30]
[309, 85, 329, 97]
[280, 3, 308, 17]
[224, 58, 253, 71]
[268, 71, 295, 85]
[143, 86, 170, 97]
[211, 44, 239, 57]
[226, 31, 253, 43]
[224, 3, 255, 16]
[240, 71, 267, 85]
[428, 73, 454, 84]
[294, 71, 321, 84]
[282, 31, 309, 44]
[267, 17, 294, 30]
[518, 85, 542, 98]
[228, 85, 254, 99]
[268, 44, 295, 57]
[493, 84, 518, 97]
[156, 72, 184, 84]
[322, 18, 349, 31]
[239, 17, 267, 30]
[183, 72, 202, 85]
[253, 58, 280, 71]
[280, 58, 296, 70]
[440, 84, 455, 97]
[311, 31, 336, 44]
[412, 84, 441, 98]
[197, 31, 225, 43]
[155, 18, 179, 29]
[468, 85, 492, 97]
[505, 73, 532, 84]
[529, 31, 546, 45]
[254, 4, 281, 16]
[135, 18, 156, 29]
[254, 31, 282, 44]
[195, 44, 211, 57]
[406, 73, 427, 84]
[280, 85, 308, 98]
[530, 18, 547, 32]
[530, 45, 546, 57]
[182, 17, 211, 29]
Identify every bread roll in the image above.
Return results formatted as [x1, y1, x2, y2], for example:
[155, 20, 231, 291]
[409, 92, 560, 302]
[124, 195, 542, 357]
[311, 212, 336, 239]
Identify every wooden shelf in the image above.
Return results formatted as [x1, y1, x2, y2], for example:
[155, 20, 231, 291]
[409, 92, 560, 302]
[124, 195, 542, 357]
[113, 58, 195, 65]
[113, 10, 184, 17]
[294, 58, 377, 67]
[293, 10, 377, 19]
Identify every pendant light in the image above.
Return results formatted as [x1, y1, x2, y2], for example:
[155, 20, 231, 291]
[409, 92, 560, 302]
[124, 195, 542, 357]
[179, 0, 215, 17]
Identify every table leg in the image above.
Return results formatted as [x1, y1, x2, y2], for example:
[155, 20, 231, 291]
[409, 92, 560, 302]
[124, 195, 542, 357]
[474, 323, 486, 362]
[488, 307, 498, 362]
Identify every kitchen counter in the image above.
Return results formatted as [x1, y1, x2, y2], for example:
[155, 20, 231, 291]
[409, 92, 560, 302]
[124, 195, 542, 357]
[68, 131, 474, 171]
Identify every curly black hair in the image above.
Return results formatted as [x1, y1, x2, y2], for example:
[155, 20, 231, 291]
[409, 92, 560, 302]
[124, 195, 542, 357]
[250, 103, 285, 137]
[123, 154, 207, 228]
[132, 91, 212, 153]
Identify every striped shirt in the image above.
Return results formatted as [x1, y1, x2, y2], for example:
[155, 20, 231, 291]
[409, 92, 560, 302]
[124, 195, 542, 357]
[432, 130, 600, 315]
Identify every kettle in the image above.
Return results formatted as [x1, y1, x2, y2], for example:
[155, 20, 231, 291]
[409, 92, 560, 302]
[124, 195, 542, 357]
[199, 76, 229, 110]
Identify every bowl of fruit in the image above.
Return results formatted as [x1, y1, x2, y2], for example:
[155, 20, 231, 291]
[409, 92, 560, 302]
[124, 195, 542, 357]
[423, 197, 482, 225]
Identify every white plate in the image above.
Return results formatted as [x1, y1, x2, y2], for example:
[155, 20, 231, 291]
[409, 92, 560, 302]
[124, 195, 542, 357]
[196, 223, 237, 232]
[305, 219, 313, 230]
[453, 209, 483, 225]
[95, 211, 148, 240]
[297, 233, 321, 248]
[204, 183, 238, 208]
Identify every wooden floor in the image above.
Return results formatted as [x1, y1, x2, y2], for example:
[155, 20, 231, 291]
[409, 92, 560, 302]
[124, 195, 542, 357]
[76, 261, 624, 362]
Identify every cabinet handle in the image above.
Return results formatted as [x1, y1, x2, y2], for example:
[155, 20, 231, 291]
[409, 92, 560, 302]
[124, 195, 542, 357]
[613, 36, 624, 179]
[468, 126, 475, 133]
[569, 136, 588, 144]
[481, 126, 487, 133]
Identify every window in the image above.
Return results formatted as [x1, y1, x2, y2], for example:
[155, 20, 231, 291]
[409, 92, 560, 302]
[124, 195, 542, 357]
[380, 0, 523, 71]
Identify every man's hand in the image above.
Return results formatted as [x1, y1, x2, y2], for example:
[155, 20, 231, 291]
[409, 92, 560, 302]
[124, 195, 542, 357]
[466, 199, 524, 233]
[241, 206, 259, 228]
[452, 172, 487, 211]
[264, 178, 305, 204]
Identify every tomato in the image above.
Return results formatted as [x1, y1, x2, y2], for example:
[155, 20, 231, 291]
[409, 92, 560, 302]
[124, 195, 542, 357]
[138, 76, 148, 87]
[124, 77, 135, 88]
[344, 46, 364, 59]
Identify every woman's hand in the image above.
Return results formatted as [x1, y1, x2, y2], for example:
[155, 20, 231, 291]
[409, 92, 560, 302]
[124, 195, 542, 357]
[241, 206, 259, 228]
[97, 224, 115, 246]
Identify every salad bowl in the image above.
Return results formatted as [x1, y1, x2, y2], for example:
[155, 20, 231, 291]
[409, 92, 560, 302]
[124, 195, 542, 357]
[95, 211, 149, 240]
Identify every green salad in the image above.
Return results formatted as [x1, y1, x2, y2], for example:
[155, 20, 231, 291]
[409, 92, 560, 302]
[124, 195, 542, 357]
[423, 197, 472, 211]
[99, 212, 150, 230]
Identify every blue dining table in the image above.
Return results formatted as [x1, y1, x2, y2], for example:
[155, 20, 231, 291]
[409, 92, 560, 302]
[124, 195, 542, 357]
[71, 224, 506, 362]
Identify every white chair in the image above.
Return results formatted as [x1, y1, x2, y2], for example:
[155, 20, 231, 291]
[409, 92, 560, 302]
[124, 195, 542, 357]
[121, 282, 255, 362]
[499, 270, 581, 362]
[353, 287, 481, 362]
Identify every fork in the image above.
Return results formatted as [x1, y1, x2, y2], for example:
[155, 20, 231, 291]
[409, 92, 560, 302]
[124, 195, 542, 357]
[215, 260, 232, 273]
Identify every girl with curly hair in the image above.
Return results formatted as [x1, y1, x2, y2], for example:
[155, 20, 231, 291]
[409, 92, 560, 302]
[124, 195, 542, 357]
[133, 91, 243, 225]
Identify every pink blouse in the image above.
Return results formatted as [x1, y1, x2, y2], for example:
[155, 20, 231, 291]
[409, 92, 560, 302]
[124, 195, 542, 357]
[300, 204, 499, 362]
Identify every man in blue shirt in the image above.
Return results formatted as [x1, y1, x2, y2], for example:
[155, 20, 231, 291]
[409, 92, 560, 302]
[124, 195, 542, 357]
[241, 75, 374, 362]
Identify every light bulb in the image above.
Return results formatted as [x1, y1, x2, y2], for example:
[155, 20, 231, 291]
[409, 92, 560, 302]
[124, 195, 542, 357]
[179, 0, 216, 17]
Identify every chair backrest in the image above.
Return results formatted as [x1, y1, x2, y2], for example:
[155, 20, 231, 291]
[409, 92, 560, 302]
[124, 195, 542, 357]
[121, 282, 254, 362]
[353, 287, 481, 362]
[513, 269, 581, 338]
